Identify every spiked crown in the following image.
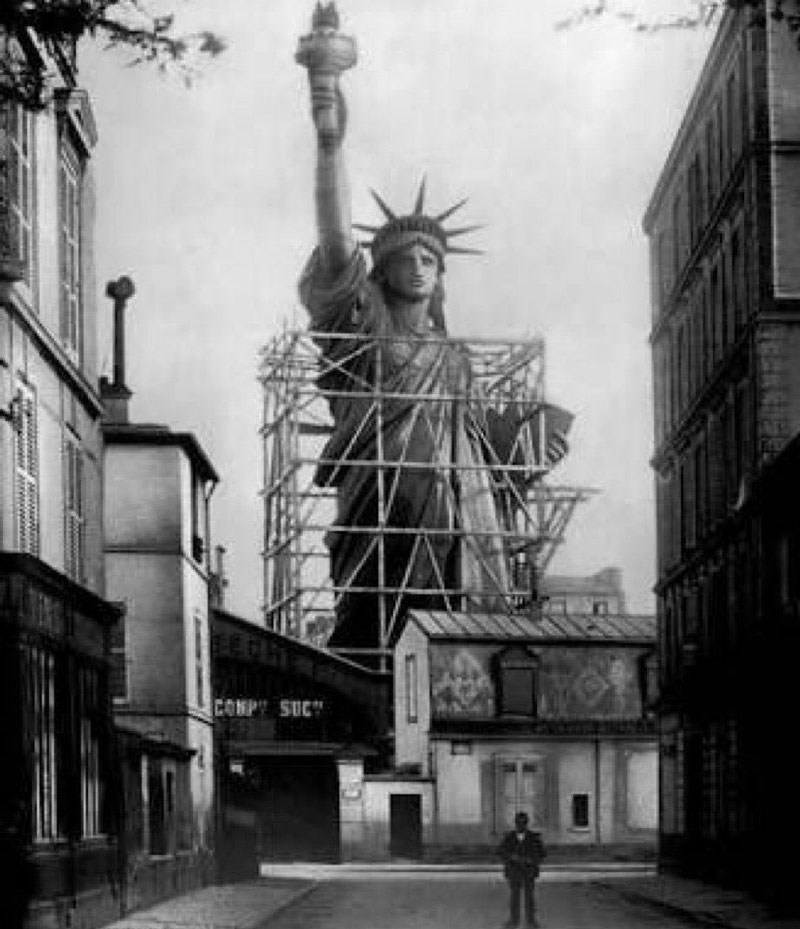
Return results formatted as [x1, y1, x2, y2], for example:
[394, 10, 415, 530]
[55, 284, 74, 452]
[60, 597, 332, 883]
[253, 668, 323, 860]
[354, 177, 482, 269]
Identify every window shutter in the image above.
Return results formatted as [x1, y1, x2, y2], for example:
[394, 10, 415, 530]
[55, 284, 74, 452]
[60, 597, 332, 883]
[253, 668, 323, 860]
[59, 142, 81, 357]
[15, 385, 39, 555]
[64, 438, 85, 582]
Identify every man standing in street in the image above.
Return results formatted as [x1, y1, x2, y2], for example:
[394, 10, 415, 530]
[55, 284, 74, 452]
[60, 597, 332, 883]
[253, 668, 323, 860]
[497, 811, 546, 928]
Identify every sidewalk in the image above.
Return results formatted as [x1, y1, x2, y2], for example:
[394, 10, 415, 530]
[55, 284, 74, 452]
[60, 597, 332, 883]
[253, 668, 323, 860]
[595, 873, 800, 929]
[259, 860, 654, 879]
[100, 879, 314, 929]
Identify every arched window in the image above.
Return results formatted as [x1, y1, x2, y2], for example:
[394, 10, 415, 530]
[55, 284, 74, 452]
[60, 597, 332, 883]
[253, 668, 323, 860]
[494, 646, 539, 718]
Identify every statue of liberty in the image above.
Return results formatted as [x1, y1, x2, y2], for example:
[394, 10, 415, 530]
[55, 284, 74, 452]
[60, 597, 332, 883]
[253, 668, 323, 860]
[295, 4, 572, 650]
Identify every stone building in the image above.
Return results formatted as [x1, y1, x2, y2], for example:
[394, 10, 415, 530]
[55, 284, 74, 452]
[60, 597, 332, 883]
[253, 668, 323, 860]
[0, 32, 122, 929]
[540, 567, 627, 617]
[644, 5, 800, 902]
[101, 292, 219, 905]
[389, 609, 657, 860]
[211, 608, 390, 868]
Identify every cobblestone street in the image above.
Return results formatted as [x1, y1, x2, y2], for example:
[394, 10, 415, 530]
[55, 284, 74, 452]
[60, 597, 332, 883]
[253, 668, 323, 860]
[257, 878, 700, 929]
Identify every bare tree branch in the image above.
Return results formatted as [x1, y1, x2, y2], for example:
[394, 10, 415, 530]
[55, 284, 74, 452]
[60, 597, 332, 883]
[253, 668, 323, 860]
[1, 0, 226, 108]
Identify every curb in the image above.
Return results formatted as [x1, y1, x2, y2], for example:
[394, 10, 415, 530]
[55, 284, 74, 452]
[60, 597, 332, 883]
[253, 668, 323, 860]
[259, 862, 655, 875]
[253, 882, 318, 929]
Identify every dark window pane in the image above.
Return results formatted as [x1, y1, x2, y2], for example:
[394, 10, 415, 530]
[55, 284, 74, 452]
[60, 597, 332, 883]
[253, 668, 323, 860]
[572, 793, 590, 828]
[502, 668, 534, 716]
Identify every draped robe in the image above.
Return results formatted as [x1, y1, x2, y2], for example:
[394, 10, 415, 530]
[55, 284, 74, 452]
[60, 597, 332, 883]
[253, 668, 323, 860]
[299, 248, 510, 644]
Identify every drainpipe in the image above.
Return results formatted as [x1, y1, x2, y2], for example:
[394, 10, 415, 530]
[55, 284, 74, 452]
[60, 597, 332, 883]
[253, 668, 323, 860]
[594, 738, 602, 846]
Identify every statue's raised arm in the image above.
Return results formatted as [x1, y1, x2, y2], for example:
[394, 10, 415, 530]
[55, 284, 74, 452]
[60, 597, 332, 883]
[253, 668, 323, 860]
[296, 3, 358, 277]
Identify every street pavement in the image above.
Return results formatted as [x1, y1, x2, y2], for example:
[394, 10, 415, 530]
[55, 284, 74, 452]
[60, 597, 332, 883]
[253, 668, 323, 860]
[99, 867, 800, 929]
[252, 876, 699, 928]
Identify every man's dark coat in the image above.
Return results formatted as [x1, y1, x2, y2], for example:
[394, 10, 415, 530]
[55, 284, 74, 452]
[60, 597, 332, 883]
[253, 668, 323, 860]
[497, 828, 546, 881]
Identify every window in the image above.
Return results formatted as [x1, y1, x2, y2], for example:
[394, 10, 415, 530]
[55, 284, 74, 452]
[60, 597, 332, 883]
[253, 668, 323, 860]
[147, 759, 167, 855]
[691, 297, 702, 398]
[25, 643, 60, 841]
[710, 264, 722, 363]
[705, 119, 716, 208]
[657, 229, 671, 305]
[405, 654, 418, 723]
[80, 666, 104, 837]
[64, 435, 85, 582]
[671, 194, 684, 281]
[702, 282, 713, 380]
[688, 154, 703, 246]
[547, 598, 566, 615]
[592, 600, 609, 616]
[191, 472, 205, 563]
[650, 234, 662, 318]
[59, 140, 82, 359]
[684, 452, 697, 550]
[6, 103, 36, 288]
[695, 291, 706, 385]
[778, 533, 793, 608]
[14, 381, 39, 556]
[716, 98, 726, 187]
[731, 225, 745, 333]
[195, 615, 205, 708]
[724, 244, 735, 351]
[495, 647, 538, 717]
[571, 793, 590, 829]
[670, 328, 680, 429]
[111, 612, 129, 702]
[695, 440, 707, 539]
[676, 324, 686, 417]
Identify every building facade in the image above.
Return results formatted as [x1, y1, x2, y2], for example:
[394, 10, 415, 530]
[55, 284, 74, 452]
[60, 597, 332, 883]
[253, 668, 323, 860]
[644, 7, 800, 901]
[390, 609, 657, 860]
[209, 606, 655, 863]
[211, 609, 390, 869]
[0, 31, 123, 929]
[540, 567, 627, 617]
[103, 416, 219, 899]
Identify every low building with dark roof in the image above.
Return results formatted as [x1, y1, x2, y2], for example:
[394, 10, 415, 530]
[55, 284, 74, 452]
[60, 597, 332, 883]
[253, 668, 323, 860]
[380, 608, 657, 859]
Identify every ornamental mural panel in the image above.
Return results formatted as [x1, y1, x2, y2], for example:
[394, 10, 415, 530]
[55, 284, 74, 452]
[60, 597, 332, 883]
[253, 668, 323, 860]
[429, 643, 644, 720]
[537, 648, 642, 720]
[430, 645, 495, 717]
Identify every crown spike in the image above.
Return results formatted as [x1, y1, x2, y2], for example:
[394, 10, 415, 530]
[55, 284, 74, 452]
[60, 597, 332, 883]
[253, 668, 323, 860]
[447, 246, 485, 255]
[413, 175, 427, 215]
[435, 197, 469, 223]
[369, 189, 396, 221]
[444, 224, 483, 239]
[352, 223, 381, 235]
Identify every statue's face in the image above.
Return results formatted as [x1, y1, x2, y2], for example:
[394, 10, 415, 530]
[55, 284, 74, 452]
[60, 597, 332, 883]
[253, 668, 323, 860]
[381, 243, 439, 302]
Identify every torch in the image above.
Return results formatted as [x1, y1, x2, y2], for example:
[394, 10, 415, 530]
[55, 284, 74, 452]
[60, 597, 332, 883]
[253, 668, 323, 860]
[295, 3, 358, 147]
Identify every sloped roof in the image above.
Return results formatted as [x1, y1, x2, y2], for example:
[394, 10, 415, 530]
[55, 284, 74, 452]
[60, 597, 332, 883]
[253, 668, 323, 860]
[404, 610, 655, 644]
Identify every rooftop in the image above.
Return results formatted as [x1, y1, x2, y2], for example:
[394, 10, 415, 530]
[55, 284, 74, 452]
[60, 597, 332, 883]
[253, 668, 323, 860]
[103, 421, 219, 482]
[404, 610, 656, 644]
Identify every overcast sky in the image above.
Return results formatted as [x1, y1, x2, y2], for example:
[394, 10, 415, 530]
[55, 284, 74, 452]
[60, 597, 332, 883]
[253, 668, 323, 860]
[79, 1, 715, 619]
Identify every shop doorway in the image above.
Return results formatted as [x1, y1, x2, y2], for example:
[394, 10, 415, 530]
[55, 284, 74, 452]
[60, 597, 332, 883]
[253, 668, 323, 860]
[389, 793, 422, 859]
[225, 755, 340, 862]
